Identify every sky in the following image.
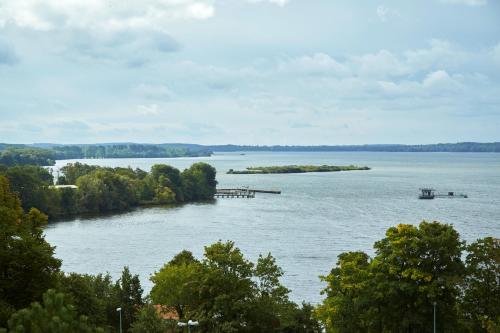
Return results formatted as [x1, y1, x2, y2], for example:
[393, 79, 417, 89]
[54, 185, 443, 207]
[0, 0, 499, 145]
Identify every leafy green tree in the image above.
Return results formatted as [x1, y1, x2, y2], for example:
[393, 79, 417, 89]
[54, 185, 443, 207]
[181, 163, 217, 201]
[115, 267, 144, 332]
[319, 221, 466, 333]
[1, 289, 102, 333]
[129, 304, 174, 333]
[76, 170, 138, 213]
[150, 164, 184, 202]
[0, 165, 57, 216]
[150, 253, 200, 320]
[317, 251, 372, 333]
[460, 237, 500, 332]
[58, 163, 100, 185]
[371, 222, 465, 332]
[0, 176, 61, 326]
[151, 242, 315, 333]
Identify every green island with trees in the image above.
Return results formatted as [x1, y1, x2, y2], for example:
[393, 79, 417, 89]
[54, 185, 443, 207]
[227, 165, 370, 174]
[0, 162, 217, 220]
[0, 169, 498, 332]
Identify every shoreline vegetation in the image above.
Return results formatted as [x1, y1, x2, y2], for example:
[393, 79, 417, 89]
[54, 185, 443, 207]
[227, 165, 371, 174]
[0, 143, 213, 167]
[1, 141, 499, 167]
[0, 162, 217, 221]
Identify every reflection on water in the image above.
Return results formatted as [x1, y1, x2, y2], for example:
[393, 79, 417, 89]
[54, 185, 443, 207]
[45, 152, 500, 303]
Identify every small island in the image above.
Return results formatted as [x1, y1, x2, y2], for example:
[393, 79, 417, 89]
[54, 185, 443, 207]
[227, 165, 370, 174]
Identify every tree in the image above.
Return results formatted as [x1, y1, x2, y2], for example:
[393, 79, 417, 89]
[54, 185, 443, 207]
[0, 176, 61, 326]
[76, 170, 138, 213]
[318, 221, 466, 333]
[317, 252, 372, 333]
[151, 242, 318, 333]
[0, 165, 58, 216]
[150, 253, 200, 320]
[129, 304, 173, 333]
[460, 237, 500, 332]
[181, 163, 217, 201]
[370, 222, 464, 332]
[0, 289, 102, 333]
[115, 267, 144, 332]
[150, 164, 184, 202]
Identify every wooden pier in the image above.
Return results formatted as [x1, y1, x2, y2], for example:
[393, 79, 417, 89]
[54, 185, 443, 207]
[215, 188, 281, 198]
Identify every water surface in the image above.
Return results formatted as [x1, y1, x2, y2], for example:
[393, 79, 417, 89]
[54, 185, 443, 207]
[45, 152, 500, 303]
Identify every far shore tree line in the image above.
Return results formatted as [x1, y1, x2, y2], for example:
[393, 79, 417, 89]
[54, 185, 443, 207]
[0, 144, 212, 167]
[0, 162, 217, 220]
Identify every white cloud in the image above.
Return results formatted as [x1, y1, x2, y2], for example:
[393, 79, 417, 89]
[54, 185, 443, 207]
[137, 103, 161, 116]
[376, 5, 401, 22]
[278, 53, 350, 77]
[248, 0, 289, 6]
[134, 84, 175, 100]
[439, 0, 487, 6]
[350, 50, 410, 77]
[0, 0, 215, 32]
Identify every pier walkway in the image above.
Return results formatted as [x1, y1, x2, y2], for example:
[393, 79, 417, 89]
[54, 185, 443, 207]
[215, 188, 281, 198]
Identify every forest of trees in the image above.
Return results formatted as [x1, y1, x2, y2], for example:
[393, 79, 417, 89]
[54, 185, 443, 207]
[0, 144, 212, 166]
[0, 162, 217, 220]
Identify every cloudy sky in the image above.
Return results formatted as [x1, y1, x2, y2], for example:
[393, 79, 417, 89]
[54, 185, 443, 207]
[0, 0, 499, 144]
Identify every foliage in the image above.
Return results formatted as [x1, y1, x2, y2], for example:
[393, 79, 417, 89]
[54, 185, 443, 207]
[151, 241, 321, 333]
[128, 304, 173, 333]
[115, 267, 144, 332]
[317, 222, 500, 333]
[0, 148, 55, 167]
[0, 176, 61, 326]
[460, 237, 500, 332]
[0, 144, 212, 167]
[76, 170, 139, 214]
[0, 289, 102, 333]
[181, 163, 217, 201]
[0, 162, 217, 220]
[227, 165, 370, 174]
[56, 267, 144, 332]
[0, 165, 57, 216]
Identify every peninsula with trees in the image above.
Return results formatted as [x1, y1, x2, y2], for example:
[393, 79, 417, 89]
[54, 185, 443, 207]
[0, 162, 217, 220]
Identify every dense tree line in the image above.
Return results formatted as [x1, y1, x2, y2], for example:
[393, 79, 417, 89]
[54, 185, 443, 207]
[201, 142, 500, 153]
[317, 222, 500, 333]
[0, 144, 212, 167]
[0, 148, 55, 166]
[0, 162, 217, 220]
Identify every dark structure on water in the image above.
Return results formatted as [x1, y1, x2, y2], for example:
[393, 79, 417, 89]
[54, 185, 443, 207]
[419, 188, 468, 199]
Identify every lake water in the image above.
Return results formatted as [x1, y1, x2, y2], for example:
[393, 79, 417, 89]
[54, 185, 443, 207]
[44, 152, 500, 303]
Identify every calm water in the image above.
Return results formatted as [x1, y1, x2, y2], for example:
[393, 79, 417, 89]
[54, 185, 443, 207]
[45, 152, 500, 303]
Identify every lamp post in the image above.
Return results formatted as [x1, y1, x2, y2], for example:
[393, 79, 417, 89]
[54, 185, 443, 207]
[433, 302, 437, 333]
[177, 320, 199, 333]
[116, 307, 122, 333]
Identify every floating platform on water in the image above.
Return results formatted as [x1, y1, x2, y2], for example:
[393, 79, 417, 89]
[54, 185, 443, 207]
[419, 188, 468, 199]
[215, 188, 281, 198]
